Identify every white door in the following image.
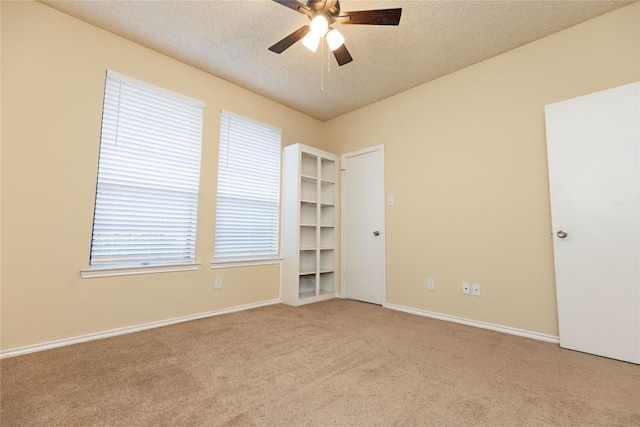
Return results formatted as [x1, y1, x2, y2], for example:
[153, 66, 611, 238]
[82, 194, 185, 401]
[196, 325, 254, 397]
[342, 146, 385, 305]
[545, 82, 640, 364]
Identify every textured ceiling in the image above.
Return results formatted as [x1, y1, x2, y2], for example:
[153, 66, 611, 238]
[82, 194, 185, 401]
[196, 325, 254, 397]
[39, 0, 634, 121]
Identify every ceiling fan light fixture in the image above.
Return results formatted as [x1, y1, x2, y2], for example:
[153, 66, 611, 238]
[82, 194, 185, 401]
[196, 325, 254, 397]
[326, 28, 345, 51]
[269, 1, 403, 67]
[302, 32, 321, 52]
[309, 14, 329, 37]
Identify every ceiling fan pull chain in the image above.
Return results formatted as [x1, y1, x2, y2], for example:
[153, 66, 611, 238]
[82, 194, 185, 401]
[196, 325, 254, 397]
[327, 39, 331, 74]
[321, 40, 324, 92]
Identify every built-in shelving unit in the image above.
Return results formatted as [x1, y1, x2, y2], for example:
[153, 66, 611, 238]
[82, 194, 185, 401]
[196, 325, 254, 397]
[282, 143, 337, 306]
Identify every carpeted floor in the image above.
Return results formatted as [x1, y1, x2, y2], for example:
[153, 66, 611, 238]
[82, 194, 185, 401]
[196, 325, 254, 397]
[1, 299, 639, 426]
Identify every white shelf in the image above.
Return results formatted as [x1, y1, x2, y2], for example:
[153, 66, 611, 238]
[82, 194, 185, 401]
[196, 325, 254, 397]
[300, 226, 316, 249]
[299, 290, 316, 300]
[299, 275, 316, 296]
[319, 250, 334, 271]
[301, 179, 317, 202]
[320, 181, 335, 205]
[320, 205, 335, 226]
[299, 250, 316, 273]
[301, 153, 317, 178]
[320, 227, 334, 248]
[282, 143, 338, 306]
[321, 158, 335, 182]
[301, 202, 316, 225]
[319, 272, 334, 294]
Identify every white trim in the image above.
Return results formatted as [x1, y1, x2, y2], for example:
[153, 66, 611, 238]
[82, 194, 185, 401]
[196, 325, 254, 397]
[340, 167, 346, 299]
[341, 145, 387, 304]
[278, 256, 283, 301]
[0, 299, 281, 359]
[385, 303, 560, 344]
[107, 70, 205, 107]
[211, 259, 282, 269]
[81, 263, 201, 278]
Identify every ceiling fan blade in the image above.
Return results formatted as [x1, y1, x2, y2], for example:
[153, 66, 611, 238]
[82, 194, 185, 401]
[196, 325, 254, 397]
[269, 26, 311, 54]
[338, 8, 402, 25]
[271, 0, 311, 15]
[332, 44, 353, 66]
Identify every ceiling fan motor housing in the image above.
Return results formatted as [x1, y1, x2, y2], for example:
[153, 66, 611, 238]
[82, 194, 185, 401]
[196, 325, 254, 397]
[308, 0, 341, 20]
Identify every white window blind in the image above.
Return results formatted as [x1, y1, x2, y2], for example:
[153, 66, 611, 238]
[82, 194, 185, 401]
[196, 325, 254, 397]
[214, 110, 282, 262]
[89, 70, 204, 268]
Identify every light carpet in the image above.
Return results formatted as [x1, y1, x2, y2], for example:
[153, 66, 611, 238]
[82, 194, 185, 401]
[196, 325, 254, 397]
[1, 299, 638, 426]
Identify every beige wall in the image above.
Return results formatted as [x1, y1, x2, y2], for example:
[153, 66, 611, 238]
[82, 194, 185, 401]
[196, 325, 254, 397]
[2, 1, 639, 351]
[326, 3, 639, 336]
[0, 1, 325, 351]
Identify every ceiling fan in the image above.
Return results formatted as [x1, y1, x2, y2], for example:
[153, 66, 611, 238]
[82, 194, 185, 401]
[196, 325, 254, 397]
[268, 0, 402, 66]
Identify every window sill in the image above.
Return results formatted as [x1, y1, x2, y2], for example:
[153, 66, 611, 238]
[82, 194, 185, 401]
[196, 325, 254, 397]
[81, 263, 201, 279]
[210, 259, 282, 269]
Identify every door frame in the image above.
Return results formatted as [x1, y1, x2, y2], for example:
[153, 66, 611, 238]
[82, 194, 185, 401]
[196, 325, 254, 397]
[340, 144, 387, 305]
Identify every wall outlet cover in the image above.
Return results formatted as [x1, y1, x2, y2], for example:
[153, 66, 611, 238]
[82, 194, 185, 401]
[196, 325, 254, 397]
[462, 282, 470, 295]
[472, 283, 481, 296]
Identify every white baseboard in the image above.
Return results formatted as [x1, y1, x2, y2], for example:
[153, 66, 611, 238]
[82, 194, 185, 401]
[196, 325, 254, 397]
[0, 299, 281, 359]
[385, 303, 560, 344]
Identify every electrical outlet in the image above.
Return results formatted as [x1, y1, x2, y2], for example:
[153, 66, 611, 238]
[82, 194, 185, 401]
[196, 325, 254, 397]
[472, 283, 481, 296]
[462, 282, 470, 295]
[427, 278, 435, 292]
[214, 277, 222, 290]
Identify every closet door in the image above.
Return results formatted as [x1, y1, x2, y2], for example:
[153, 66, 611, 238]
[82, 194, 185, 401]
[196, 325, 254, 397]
[342, 145, 385, 305]
[545, 82, 639, 364]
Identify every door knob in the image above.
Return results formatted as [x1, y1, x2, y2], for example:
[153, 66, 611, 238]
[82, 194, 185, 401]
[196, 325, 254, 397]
[556, 230, 568, 238]
[373, 231, 380, 236]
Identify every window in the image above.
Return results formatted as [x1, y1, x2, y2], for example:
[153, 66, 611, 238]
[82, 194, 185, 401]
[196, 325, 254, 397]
[88, 70, 204, 272]
[214, 110, 281, 262]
